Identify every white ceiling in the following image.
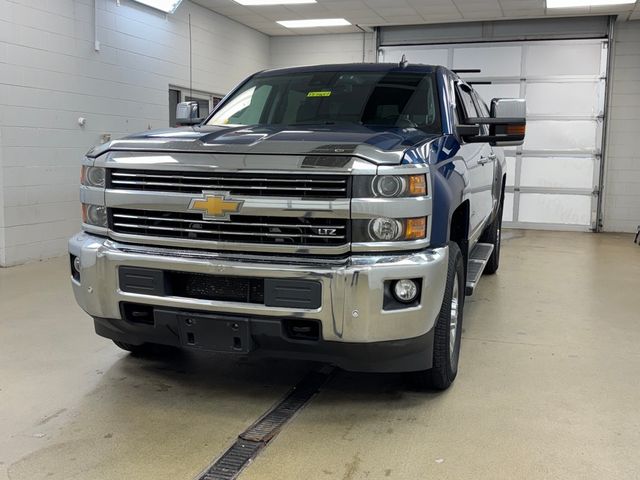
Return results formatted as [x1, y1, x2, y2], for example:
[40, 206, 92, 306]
[192, 0, 640, 35]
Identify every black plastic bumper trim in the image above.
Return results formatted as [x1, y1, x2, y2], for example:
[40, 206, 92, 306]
[93, 307, 433, 373]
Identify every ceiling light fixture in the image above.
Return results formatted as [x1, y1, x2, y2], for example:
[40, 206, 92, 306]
[131, 0, 183, 13]
[547, 0, 635, 7]
[234, 0, 317, 5]
[277, 18, 351, 28]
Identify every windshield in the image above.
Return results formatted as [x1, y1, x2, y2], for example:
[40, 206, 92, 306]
[207, 70, 441, 133]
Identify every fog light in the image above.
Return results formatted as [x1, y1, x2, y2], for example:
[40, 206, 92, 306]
[393, 279, 418, 303]
[70, 254, 81, 282]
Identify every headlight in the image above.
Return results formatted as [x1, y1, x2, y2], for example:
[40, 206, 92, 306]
[353, 174, 427, 198]
[81, 166, 105, 188]
[353, 217, 427, 242]
[372, 176, 405, 198]
[82, 204, 107, 227]
[369, 217, 402, 241]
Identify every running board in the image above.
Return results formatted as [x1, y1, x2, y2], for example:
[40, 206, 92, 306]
[465, 243, 494, 296]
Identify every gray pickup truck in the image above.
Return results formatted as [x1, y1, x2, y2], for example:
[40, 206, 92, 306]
[69, 63, 525, 389]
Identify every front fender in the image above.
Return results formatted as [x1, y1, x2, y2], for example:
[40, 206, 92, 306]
[429, 135, 469, 247]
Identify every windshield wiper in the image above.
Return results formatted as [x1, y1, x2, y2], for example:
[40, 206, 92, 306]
[288, 121, 336, 126]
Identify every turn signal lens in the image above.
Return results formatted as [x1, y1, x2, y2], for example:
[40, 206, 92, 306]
[408, 174, 427, 196]
[405, 217, 427, 240]
[506, 124, 526, 136]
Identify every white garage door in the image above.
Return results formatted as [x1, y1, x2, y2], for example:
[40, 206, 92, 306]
[379, 39, 608, 231]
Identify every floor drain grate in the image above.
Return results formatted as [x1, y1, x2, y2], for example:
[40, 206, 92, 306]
[200, 441, 261, 480]
[196, 366, 334, 480]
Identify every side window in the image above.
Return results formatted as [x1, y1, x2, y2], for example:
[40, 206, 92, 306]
[456, 86, 479, 122]
[473, 92, 491, 135]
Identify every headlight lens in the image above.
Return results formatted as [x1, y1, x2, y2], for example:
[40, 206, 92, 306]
[369, 217, 403, 241]
[354, 217, 427, 242]
[354, 174, 427, 198]
[372, 176, 405, 198]
[82, 204, 107, 227]
[81, 166, 105, 188]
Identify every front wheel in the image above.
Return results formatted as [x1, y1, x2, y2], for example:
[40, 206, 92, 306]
[414, 242, 465, 390]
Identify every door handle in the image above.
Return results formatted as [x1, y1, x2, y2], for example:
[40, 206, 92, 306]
[479, 154, 496, 165]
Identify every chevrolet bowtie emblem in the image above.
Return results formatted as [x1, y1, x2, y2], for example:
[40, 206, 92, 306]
[188, 192, 244, 221]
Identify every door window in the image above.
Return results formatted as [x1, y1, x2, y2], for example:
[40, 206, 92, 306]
[456, 85, 479, 121]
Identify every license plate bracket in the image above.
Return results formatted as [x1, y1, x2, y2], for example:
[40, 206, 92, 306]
[176, 313, 252, 353]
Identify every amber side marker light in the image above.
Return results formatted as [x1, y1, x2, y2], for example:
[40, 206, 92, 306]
[408, 174, 427, 196]
[506, 124, 526, 136]
[405, 217, 427, 240]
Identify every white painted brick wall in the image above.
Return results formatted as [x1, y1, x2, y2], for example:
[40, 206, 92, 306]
[603, 20, 640, 234]
[269, 32, 376, 68]
[0, 0, 269, 266]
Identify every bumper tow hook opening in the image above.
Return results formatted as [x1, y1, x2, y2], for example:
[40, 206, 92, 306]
[283, 319, 320, 341]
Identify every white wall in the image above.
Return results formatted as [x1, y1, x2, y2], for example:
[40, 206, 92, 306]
[0, 126, 5, 266]
[0, 0, 269, 266]
[603, 20, 640, 234]
[269, 32, 376, 68]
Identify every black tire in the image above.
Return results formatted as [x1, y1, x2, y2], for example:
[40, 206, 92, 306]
[112, 340, 177, 357]
[480, 196, 504, 275]
[414, 242, 465, 390]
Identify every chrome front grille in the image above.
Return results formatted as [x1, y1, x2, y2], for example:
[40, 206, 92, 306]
[109, 169, 349, 198]
[109, 209, 348, 247]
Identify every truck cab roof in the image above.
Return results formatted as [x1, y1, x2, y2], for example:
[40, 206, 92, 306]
[257, 63, 441, 77]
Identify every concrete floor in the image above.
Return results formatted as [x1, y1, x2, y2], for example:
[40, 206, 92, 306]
[1, 230, 639, 480]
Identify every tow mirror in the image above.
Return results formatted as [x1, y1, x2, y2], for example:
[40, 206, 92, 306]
[456, 124, 480, 137]
[459, 98, 526, 146]
[176, 101, 202, 126]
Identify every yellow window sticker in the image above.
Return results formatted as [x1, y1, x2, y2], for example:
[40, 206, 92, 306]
[307, 91, 332, 98]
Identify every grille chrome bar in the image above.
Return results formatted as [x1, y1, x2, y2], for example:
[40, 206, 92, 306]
[111, 180, 346, 192]
[109, 169, 349, 198]
[112, 213, 346, 230]
[112, 223, 345, 240]
[110, 208, 348, 249]
[112, 172, 346, 184]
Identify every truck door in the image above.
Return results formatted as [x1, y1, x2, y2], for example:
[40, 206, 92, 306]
[473, 91, 499, 217]
[455, 84, 495, 241]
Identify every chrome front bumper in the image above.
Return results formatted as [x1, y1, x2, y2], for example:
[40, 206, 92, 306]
[69, 232, 448, 344]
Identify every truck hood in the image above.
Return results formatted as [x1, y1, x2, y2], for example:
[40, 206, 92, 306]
[87, 125, 440, 165]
